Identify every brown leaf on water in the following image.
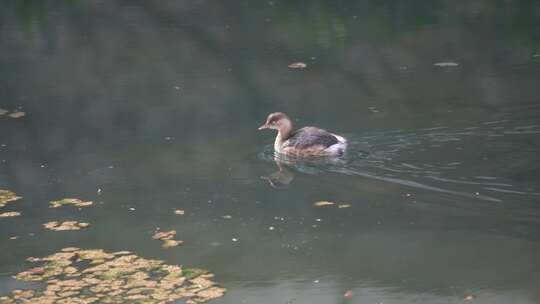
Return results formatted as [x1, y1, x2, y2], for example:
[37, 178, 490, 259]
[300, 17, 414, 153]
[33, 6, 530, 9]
[0, 189, 22, 208]
[434, 62, 459, 67]
[7, 248, 226, 303]
[162, 239, 183, 249]
[8, 111, 25, 118]
[27, 267, 45, 275]
[43, 221, 90, 231]
[61, 247, 80, 252]
[153, 230, 176, 240]
[43, 221, 59, 229]
[77, 249, 114, 261]
[190, 276, 215, 289]
[50, 198, 93, 208]
[0, 211, 21, 218]
[11, 289, 34, 299]
[196, 287, 227, 301]
[288, 62, 307, 69]
[313, 201, 335, 207]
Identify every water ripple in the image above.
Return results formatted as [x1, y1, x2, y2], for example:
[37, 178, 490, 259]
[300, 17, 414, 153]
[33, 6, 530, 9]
[258, 117, 540, 203]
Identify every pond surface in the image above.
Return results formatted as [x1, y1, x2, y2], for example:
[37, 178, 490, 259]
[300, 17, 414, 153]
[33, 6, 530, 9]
[1, 1, 540, 303]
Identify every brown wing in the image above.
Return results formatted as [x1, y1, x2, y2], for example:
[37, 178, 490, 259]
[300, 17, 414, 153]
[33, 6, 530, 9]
[285, 127, 338, 149]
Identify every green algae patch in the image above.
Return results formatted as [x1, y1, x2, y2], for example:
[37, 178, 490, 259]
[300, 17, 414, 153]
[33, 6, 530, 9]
[4, 248, 226, 303]
[0, 190, 22, 209]
[49, 198, 93, 208]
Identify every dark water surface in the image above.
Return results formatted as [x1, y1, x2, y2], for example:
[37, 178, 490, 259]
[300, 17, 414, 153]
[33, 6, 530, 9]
[1, 1, 540, 303]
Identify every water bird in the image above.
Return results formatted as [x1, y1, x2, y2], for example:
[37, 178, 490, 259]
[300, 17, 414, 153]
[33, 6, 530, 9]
[258, 112, 347, 157]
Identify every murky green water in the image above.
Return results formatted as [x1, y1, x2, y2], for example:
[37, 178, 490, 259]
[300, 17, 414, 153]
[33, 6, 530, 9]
[1, 1, 540, 303]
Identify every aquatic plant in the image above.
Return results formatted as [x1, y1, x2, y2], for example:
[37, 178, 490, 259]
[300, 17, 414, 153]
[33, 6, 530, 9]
[1, 248, 226, 303]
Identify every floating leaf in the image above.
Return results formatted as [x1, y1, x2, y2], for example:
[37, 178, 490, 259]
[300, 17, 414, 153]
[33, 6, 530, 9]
[0, 211, 21, 218]
[7, 111, 25, 118]
[0, 190, 22, 208]
[11, 289, 34, 299]
[152, 230, 176, 240]
[313, 201, 335, 207]
[5, 248, 226, 303]
[288, 62, 307, 69]
[194, 286, 226, 302]
[174, 209, 185, 215]
[162, 239, 183, 249]
[153, 230, 183, 249]
[43, 221, 90, 231]
[0, 109, 26, 119]
[183, 268, 208, 279]
[434, 62, 459, 67]
[50, 198, 93, 208]
[62, 247, 81, 252]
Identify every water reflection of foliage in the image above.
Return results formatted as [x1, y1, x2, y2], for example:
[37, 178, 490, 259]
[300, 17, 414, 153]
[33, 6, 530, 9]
[272, 0, 441, 46]
[270, 0, 539, 48]
[10, 0, 540, 48]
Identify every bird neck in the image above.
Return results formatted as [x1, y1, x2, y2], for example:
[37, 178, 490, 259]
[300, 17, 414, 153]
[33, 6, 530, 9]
[275, 131, 291, 153]
[277, 120, 293, 140]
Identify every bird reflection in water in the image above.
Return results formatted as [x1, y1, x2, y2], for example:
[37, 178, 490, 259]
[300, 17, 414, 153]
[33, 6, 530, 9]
[260, 159, 295, 189]
[260, 152, 351, 189]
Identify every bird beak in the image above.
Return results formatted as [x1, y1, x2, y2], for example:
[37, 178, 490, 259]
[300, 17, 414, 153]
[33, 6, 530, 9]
[258, 124, 269, 130]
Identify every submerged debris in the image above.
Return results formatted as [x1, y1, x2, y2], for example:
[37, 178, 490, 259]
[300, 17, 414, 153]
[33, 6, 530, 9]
[0, 189, 22, 208]
[3, 248, 226, 303]
[153, 230, 183, 249]
[43, 221, 90, 231]
[0, 211, 21, 218]
[50, 198, 93, 208]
